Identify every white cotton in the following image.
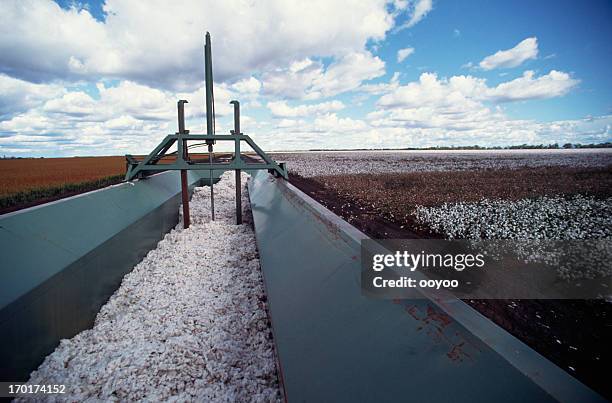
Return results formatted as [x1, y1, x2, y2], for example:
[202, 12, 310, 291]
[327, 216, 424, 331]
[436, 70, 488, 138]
[21, 172, 281, 402]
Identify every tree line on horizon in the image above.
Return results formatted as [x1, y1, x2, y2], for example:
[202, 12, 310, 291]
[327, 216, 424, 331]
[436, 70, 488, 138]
[308, 142, 612, 152]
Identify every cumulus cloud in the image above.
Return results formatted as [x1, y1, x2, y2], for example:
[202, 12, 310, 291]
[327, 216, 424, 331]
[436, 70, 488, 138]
[0, 75, 65, 119]
[0, 0, 431, 156]
[261, 59, 322, 99]
[375, 73, 497, 132]
[359, 72, 401, 95]
[255, 111, 612, 151]
[487, 70, 579, 102]
[378, 70, 579, 108]
[369, 70, 584, 145]
[262, 51, 385, 100]
[397, 47, 415, 63]
[275, 118, 305, 129]
[267, 100, 345, 118]
[313, 113, 368, 132]
[0, 0, 402, 91]
[479, 37, 539, 70]
[0, 66, 584, 156]
[230, 77, 262, 94]
[0, 1, 603, 155]
[397, 0, 433, 30]
[0, 77, 244, 156]
[308, 52, 385, 99]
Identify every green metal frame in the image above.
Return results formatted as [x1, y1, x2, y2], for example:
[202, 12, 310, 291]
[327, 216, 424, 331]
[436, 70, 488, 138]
[125, 32, 287, 183]
[125, 133, 288, 181]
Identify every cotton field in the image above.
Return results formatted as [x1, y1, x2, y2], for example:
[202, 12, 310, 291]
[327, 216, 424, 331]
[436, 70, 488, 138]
[414, 195, 612, 240]
[20, 172, 281, 402]
[415, 195, 612, 280]
[285, 150, 612, 279]
[274, 149, 612, 177]
[282, 150, 612, 241]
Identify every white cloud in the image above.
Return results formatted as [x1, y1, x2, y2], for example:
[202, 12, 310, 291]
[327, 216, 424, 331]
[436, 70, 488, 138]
[368, 70, 585, 146]
[0, 77, 246, 156]
[1, 66, 583, 156]
[275, 119, 305, 129]
[0, 0, 403, 91]
[479, 37, 539, 70]
[0, 2, 603, 155]
[267, 100, 345, 118]
[375, 73, 497, 132]
[262, 51, 385, 100]
[0, 72, 606, 155]
[377, 72, 482, 108]
[0, 74, 65, 119]
[360, 72, 401, 95]
[261, 59, 323, 99]
[397, 47, 415, 63]
[308, 52, 385, 99]
[313, 113, 368, 132]
[487, 70, 579, 102]
[253, 110, 612, 151]
[378, 70, 578, 108]
[397, 0, 433, 30]
[42, 91, 98, 118]
[230, 77, 262, 94]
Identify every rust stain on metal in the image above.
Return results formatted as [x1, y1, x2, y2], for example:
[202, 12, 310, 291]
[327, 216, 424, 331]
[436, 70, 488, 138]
[447, 342, 471, 362]
[398, 301, 480, 363]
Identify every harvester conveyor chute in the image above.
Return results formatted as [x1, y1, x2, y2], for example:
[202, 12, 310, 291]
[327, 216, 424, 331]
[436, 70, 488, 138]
[248, 170, 606, 403]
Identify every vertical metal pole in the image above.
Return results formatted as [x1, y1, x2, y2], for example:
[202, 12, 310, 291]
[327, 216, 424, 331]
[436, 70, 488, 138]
[204, 32, 214, 139]
[209, 145, 214, 221]
[205, 32, 215, 221]
[180, 170, 190, 228]
[231, 100, 242, 225]
[178, 100, 190, 229]
[178, 100, 186, 134]
[235, 170, 241, 224]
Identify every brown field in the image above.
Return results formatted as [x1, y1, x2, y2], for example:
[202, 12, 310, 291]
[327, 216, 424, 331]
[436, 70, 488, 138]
[0, 153, 227, 198]
[0, 153, 234, 213]
[0, 156, 126, 197]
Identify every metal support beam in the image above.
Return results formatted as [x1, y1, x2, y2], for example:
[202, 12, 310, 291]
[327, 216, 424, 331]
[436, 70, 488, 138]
[204, 32, 215, 140]
[177, 100, 190, 229]
[180, 170, 190, 228]
[209, 144, 214, 221]
[231, 100, 242, 224]
[205, 32, 215, 221]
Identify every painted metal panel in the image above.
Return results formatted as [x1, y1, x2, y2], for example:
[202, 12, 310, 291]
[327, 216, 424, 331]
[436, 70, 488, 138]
[0, 170, 219, 381]
[248, 171, 604, 403]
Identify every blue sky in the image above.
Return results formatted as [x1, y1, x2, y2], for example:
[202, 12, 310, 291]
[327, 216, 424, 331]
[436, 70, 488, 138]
[382, 0, 612, 120]
[0, 0, 610, 156]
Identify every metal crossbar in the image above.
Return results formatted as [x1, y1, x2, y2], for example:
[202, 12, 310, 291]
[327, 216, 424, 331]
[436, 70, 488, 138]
[124, 133, 288, 181]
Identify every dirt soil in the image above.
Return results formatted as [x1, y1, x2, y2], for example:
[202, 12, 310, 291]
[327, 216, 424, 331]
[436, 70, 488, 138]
[289, 169, 612, 400]
[314, 166, 612, 225]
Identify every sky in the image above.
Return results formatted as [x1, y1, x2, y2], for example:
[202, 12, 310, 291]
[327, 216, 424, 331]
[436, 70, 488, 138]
[0, 0, 611, 157]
